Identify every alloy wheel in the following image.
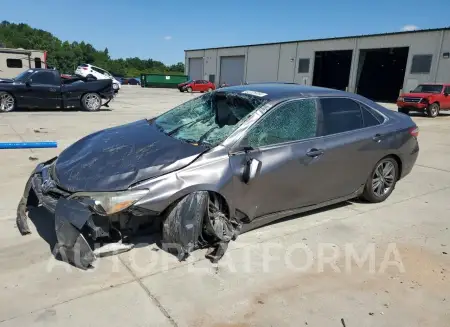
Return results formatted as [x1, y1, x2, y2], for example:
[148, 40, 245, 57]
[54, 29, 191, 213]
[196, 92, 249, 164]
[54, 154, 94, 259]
[372, 160, 396, 197]
[0, 93, 15, 112]
[84, 94, 101, 111]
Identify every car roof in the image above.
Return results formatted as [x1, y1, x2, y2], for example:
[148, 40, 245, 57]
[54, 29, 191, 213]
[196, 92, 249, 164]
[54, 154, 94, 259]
[220, 83, 349, 101]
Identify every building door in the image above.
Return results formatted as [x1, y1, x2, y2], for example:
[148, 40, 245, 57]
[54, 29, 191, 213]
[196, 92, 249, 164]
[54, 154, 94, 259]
[220, 56, 245, 86]
[188, 58, 203, 80]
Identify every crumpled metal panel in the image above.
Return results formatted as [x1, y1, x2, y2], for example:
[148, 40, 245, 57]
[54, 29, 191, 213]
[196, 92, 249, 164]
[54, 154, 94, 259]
[54, 198, 95, 269]
[161, 191, 209, 260]
[53, 120, 205, 193]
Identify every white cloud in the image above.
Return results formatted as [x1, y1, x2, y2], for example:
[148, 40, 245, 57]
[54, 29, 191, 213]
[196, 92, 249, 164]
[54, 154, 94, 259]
[401, 25, 419, 32]
[164, 36, 172, 41]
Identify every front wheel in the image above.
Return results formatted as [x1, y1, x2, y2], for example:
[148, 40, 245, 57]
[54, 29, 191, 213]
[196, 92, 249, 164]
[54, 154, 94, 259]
[427, 103, 440, 118]
[361, 157, 399, 203]
[0, 92, 16, 112]
[398, 107, 409, 115]
[187, 87, 192, 93]
[81, 93, 102, 112]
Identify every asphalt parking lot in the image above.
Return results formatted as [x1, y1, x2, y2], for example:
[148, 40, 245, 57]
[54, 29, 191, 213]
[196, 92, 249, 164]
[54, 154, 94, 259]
[1, 86, 449, 327]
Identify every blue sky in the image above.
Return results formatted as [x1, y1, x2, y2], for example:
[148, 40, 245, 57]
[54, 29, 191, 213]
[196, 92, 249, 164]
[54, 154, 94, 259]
[2, 0, 449, 65]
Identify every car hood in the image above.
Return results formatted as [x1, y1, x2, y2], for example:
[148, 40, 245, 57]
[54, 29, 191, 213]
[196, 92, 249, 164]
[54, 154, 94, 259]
[53, 119, 206, 193]
[0, 78, 14, 83]
[401, 92, 435, 98]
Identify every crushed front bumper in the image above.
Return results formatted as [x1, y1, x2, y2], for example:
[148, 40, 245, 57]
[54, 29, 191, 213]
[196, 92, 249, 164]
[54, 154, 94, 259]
[16, 160, 132, 269]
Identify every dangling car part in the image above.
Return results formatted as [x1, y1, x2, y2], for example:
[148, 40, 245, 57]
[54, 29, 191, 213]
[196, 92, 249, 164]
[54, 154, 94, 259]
[17, 84, 419, 268]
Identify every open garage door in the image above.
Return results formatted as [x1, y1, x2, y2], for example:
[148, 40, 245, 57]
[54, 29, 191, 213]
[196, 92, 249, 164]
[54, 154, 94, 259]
[356, 47, 409, 102]
[220, 56, 245, 86]
[188, 58, 203, 80]
[313, 50, 353, 91]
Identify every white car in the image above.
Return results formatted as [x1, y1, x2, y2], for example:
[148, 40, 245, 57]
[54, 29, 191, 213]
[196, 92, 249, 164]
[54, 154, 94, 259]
[75, 64, 121, 91]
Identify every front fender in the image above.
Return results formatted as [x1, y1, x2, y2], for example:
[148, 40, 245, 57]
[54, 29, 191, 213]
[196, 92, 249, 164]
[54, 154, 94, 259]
[132, 153, 235, 216]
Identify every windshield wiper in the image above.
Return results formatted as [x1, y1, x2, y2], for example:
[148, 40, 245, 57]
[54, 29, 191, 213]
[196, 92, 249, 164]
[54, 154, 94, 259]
[178, 137, 212, 148]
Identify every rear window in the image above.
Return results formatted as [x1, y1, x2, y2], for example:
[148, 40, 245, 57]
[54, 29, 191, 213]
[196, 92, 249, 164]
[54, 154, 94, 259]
[80, 64, 89, 67]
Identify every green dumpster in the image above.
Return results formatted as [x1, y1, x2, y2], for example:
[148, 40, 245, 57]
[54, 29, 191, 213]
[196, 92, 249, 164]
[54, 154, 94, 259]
[141, 74, 189, 88]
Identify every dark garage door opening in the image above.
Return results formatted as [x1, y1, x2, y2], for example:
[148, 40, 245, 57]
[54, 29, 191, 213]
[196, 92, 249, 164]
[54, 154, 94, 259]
[313, 50, 353, 91]
[356, 47, 409, 103]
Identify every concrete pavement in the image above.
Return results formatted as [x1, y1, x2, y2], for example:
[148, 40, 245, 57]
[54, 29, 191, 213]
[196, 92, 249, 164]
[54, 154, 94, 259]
[0, 87, 449, 327]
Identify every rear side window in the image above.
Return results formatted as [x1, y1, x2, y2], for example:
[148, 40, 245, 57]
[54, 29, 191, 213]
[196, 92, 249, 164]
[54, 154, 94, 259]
[361, 104, 382, 127]
[319, 98, 363, 136]
[246, 99, 318, 148]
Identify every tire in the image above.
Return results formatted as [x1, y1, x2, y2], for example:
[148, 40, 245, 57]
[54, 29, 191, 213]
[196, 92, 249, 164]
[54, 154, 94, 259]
[0, 92, 16, 112]
[162, 191, 209, 260]
[207, 88, 213, 92]
[187, 87, 192, 93]
[426, 103, 440, 118]
[81, 93, 102, 112]
[179, 89, 184, 92]
[398, 107, 409, 115]
[361, 156, 399, 203]
[112, 83, 119, 91]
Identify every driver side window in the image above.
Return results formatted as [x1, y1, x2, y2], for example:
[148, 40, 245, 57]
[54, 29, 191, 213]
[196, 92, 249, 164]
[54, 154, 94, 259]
[246, 99, 318, 148]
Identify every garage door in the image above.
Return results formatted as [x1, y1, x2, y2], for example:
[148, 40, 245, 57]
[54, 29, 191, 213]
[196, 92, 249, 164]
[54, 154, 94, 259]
[188, 58, 203, 80]
[220, 56, 245, 86]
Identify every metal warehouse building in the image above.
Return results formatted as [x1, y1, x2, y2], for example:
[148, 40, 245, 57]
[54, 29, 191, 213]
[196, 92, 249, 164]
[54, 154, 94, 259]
[185, 27, 450, 102]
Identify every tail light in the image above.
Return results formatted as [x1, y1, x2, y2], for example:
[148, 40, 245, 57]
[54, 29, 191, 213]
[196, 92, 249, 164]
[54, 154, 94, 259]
[82, 67, 88, 70]
[409, 126, 419, 138]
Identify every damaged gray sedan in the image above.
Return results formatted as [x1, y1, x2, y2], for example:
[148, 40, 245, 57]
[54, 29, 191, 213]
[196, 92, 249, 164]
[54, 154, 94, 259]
[16, 83, 419, 268]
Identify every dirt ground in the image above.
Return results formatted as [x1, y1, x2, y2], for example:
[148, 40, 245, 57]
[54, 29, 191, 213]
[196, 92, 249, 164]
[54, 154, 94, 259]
[0, 86, 449, 327]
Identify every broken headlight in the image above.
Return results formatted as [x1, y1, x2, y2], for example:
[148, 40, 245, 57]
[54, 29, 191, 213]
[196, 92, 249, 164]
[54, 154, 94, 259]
[69, 189, 149, 216]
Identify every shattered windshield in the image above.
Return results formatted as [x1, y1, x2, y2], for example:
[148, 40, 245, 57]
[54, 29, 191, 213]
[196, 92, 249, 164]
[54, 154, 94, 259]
[154, 91, 268, 147]
[412, 84, 443, 93]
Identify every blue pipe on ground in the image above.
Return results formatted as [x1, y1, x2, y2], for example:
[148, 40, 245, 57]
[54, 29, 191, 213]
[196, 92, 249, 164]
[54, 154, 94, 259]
[0, 142, 57, 149]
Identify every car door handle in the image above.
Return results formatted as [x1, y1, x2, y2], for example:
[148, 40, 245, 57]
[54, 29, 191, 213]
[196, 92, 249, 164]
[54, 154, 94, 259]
[49, 88, 56, 92]
[372, 134, 383, 142]
[306, 148, 324, 157]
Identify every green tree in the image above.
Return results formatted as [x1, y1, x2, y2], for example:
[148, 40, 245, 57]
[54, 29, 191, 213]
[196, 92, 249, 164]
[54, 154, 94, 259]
[0, 21, 184, 76]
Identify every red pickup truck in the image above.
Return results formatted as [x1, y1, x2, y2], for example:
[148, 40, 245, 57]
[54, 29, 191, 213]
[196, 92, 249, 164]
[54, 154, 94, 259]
[397, 83, 450, 118]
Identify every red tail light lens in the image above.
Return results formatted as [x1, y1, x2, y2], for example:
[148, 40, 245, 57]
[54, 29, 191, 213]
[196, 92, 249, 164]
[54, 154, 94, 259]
[409, 126, 419, 137]
[82, 67, 88, 70]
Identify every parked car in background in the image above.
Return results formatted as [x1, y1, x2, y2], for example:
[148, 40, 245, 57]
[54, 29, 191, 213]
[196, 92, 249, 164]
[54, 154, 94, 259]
[397, 83, 450, 118]
[122, 78, 140, 85]
[16, 83, 419, 268]
[75, 64, 121, 92]
[178, 79, 215, 93]
[0, 69, 114, 112]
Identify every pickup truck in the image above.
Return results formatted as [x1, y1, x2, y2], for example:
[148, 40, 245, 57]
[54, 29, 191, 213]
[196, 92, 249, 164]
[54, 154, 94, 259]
[397, 83, 450, 118]
[0, 68, 114, 112]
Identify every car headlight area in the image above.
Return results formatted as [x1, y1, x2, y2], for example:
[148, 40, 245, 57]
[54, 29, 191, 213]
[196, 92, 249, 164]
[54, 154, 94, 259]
[69, 189, 149, 216]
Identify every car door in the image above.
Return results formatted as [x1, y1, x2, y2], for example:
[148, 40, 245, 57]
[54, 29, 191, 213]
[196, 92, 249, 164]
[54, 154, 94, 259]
[229, 98, 329, 220]
[26, 71, 61, 109]
[316, 97, 386, 200]
[443, 86, 450, 109]
[192, 80, 202, 92]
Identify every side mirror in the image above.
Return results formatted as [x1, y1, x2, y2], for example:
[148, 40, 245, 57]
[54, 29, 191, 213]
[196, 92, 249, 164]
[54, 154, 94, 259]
[243, 158, 261, 184]
[444, 92, 449, 97]
[25, 80, 32, 87]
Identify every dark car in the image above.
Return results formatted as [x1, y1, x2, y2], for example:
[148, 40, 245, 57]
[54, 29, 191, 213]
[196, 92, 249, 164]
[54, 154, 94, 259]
[17, 83, 419, 268]
[0, 69, 114, 112]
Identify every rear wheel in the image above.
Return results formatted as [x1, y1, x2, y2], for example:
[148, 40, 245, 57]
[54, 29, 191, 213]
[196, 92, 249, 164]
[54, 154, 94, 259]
[0, 92, 15, 112]
[112, 83, 119, 91]
[426, 103, 440, 118]
[398, 107, 409, 115]
[361, 157, 399, 203]
[81, 93, 102, 112]
[207, 88, 213, 92]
